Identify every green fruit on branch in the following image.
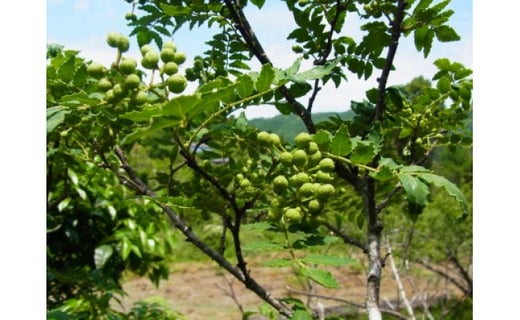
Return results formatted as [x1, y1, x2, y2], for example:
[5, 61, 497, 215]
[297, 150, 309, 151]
[273, 175, 289, 192]
[140, 44, 154, 56]
[279, 151, 293, 166]
[289, 172, 310, 187]
[318, 158, 335, 172]
[284, 207, 302, 223]
[167, 74, 188, 93]
[87, 62, 105, 78]
[308, 150, 322, 167]
[307, 199, 322, 215]
[307, 141, 319, 155]
[98, 78, 113, 91]
[162, 41, 177, 52]
[257, 131, 272, 146]
[239, 178, 251, 188]
[298, 182, 315, 197]
[132, 91, 148, 105]
[112, 83, 127, 98]
[119, 58, 137, 74]
[163, 62, 179, 75]
[295, 132, 312, 149]
[117, 35, 130, 53]
[160, 48, 176, 63]
[106, 32, 121, 48]
[316, 183, 336, 200]
[269, 133, 281, 146]
[141, 51, 159, 69]
[124, 74, 141, 90]
[173, 51, 187, 64]
[292, 149, 308, 168]
[314, 170, 333, 183]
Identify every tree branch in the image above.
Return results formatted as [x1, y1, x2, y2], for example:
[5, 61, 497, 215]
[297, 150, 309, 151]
[223, 0, 316, 133]
[415, 259, 469, 296]
[323, 222, 368, 254]
[374, 0, 407, 122]
[111, 146, 294, 317]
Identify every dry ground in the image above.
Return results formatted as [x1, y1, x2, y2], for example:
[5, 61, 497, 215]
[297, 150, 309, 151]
[116, 253, 460, 319]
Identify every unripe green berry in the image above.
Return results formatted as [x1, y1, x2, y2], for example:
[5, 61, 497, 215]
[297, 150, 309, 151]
[292, 149, 308, 168]
[142, 50, 159, 69]
[173, 51, 187, 64]
[140, 44, 154, 56]
[269, 133, 281, 146]
[284, 207, 302, 223]
[87, 62, 105, 78]
[167, 74, 187, 93]
[273, 175, 289, 192]
[160, 48, 176, 63]
[316, 183, 336, 200]
[295, 132, 312, 149]
[163, 62, 179, 75]
[279, 151, 293, 166]
[162, 41, 177, 52]
[124, 74, 141, 90]
[119, 58, 137, 75]
[298, 182, 315, 197]
[106, 32, 120, 48]
[239, 178, 251, 188]
[289, 172, 310, 187]
[98, 78, 113, 91]
[257, 131, 272, 146]
[307, 141, 319, 154]
[132, 91, 148, 105]
[314, 170, 333, 183]
[308, 199, 322, 215]
[319, 158, 335, 173]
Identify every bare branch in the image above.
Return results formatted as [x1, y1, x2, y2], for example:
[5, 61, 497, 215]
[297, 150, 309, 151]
[384, 235, 416, 320]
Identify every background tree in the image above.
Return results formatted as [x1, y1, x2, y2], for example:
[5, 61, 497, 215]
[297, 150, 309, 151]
[47, 0, 472, 319]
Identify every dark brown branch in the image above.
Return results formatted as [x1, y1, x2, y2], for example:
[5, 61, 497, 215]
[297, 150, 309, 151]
[447, 252, 473, 297]
[374, 0, 407, 122]
[223, 0, 316, 133]
[111, 146, 293, 317]
[415, 259, 469, 296]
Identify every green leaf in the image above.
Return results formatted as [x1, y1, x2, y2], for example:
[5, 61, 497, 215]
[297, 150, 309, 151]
[415, 172, 469, 219]
[290, 309, 313, 320]
[436, 76, 451, 93]
[300, 266, 338, 288]
[47, 106, 70, 133]
[243, 241, 284, 251]
[160, 4, 192, 17]
[414, 24, 429, 51]
[120, 117, 181, 145]
[350, 140, 375, 165]
[58, 55, 75, 82]
[94, 245, 113, 269]
[255, 64, 275, 92]
[236, 74, 254, 98]
[313, 129, 332, 152]
[330, 124, 352, 156]
[434, 25, 460, 42]
[398, 173, 430, 207]
[263, 258, 293, 268]
[250, 0, 266, 9]
[162, 94, 202, 119]
[300, 255, 355, 266]
[290, 59, 339, 83]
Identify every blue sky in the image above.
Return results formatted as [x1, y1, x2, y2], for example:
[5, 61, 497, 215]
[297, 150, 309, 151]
[47, 0, 472, 118]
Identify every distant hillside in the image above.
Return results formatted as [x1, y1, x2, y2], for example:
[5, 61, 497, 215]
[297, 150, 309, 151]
[248, 111, 354, 143]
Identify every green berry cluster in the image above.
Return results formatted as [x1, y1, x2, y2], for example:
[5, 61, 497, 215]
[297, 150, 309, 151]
[140, 41, 188, 94]
[258, 131, 337, 229]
